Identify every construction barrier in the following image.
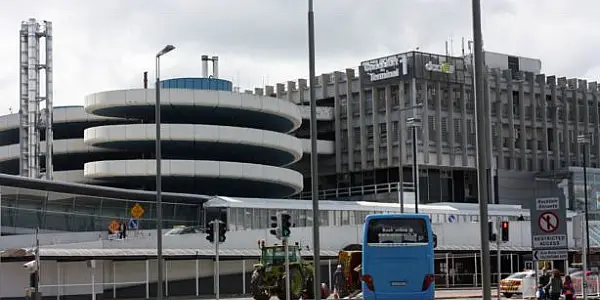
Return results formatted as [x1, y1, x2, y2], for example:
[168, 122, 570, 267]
[572, 275, 600, 298]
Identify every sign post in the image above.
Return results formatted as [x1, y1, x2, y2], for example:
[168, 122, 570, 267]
[530, 197, 568, 261]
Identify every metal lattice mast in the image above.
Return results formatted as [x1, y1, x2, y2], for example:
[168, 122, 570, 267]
[18, 18, 53, 180]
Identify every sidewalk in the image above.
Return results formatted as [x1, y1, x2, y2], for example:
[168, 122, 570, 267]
[435, 289, 498, 299]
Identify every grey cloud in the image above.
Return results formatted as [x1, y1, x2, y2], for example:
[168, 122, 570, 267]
[0, 0, 599, 115]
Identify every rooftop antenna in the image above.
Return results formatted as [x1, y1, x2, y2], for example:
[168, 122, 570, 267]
[445, 41, 449, 56]
[461, 37, 465, 57]
[450, 35, 454, 56]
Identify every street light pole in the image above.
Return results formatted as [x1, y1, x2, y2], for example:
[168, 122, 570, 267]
[307, 1, 321, 299]
[471, 1, 492, 300]
[406, 116, 422, 213]
[396, 103, 423, 213]
[578, 134, 591, 278]
[155, 44, 175, 300]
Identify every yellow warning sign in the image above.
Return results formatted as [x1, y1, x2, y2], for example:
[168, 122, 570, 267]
[108, 220, 120, 233]
[130, 203, 145, 219]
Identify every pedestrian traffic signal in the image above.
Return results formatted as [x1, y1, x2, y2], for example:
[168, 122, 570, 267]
[501, 221, 509, 242]
[488, 221, 496, 242]
[218, 220, 227, 243]
[206, 221, 215, 243]
[270, 213, 281, 238]
[281, 212, 291, 237]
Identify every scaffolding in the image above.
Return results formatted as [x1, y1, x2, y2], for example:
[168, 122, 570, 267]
[19, 18, 53, 180]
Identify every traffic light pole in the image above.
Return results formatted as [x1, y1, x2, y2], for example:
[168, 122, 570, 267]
[214, 219, 220, 300]
[284, 237, 291, 300]
[496, 217, 501, 300]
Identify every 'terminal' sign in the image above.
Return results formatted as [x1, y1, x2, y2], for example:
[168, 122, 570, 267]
[360, 54, 408, 82]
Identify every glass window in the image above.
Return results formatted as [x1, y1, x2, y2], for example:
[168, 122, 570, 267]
[298, 210, 307, 227]
[320, 210, 329, 226]
[366, 218, 428, 244]
[341, 211, 350, 225]
[244, 208, 253, 230]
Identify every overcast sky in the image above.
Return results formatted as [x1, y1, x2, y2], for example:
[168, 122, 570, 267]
[0, 0, 599, 115]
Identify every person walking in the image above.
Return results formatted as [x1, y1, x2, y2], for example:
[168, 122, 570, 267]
[562, 275, 575, 300]
[544, 269, 563, 300]
[539, 268, 550, 300]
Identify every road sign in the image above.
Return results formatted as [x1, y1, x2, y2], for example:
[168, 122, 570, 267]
[108, 220, 120, 233]
[533, 249, 568, 261]
[530, 197, 568, 254]
[128, 219, 139, 230]
[130, 203, 145, 219]
[538, 212, 559, 233]
[448, 215, 456, 223]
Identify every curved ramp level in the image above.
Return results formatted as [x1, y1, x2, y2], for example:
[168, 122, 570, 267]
[84, 160, 303, 198]
[84, 124, 302, 166]
[84, 89, 302, 133]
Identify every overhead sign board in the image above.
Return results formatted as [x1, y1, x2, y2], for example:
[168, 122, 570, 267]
[530, 197, 568, 258]
[360, 53, 408, 85]
[533, 249, 568, 261]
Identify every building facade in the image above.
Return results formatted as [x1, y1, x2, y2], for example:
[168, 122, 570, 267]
[284, 50, 600, 209]
[1, 49, 599, 208]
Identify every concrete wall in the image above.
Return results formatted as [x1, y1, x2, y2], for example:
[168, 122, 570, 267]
[497, 170, 570, 210]
[497, 170, 536, 207]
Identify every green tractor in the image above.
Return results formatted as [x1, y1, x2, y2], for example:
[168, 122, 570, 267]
[250, 241, 315, 300]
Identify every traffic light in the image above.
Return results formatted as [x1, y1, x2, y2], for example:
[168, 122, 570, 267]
[501, 221, 509, 242]
[488, 221, 496, 242]
[281, 212, 291, 238]
[218, 220, 227, 243]
[206, 221, 215, 243]
[270, 213, 281, 238]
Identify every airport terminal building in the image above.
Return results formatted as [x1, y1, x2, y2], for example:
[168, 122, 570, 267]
[0, 49, 599, 211]
[0, 46, 599, 298]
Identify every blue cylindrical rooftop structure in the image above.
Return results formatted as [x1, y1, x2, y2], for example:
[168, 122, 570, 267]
[160, 77, 233, 92]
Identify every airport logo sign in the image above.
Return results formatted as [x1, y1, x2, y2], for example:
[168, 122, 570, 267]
[425, 61, 455, 73]
[361, 53, 408, 82]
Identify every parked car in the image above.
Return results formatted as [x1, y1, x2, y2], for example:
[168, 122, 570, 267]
[164, 226, 202, 235]
[500, 270, 536, 298]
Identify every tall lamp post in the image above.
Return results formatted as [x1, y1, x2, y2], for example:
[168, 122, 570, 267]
[406, 117, 421, 213]
[396, 103, 423, 213]
[578, 134, 591, 284]
[307, 0, 322, 298]
[155, 44, 175, 300]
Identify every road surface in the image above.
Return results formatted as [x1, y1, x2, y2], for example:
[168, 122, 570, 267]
[223, 288, 502, 299]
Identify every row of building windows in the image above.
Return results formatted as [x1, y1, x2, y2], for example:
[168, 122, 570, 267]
[337, 82, 600, 121]
[225, 207, 528, 231]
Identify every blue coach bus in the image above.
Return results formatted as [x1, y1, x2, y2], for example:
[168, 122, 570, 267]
[361, 213, 436, 300]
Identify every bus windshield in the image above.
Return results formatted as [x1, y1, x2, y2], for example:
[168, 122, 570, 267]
[367, 217, 428, 244]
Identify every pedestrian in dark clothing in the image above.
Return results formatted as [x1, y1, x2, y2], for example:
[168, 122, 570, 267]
[544, 269, 562, 300]
[539, 268, 550, 299]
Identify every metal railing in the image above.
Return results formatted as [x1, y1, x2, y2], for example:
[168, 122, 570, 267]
[297, 182, 415, 200]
